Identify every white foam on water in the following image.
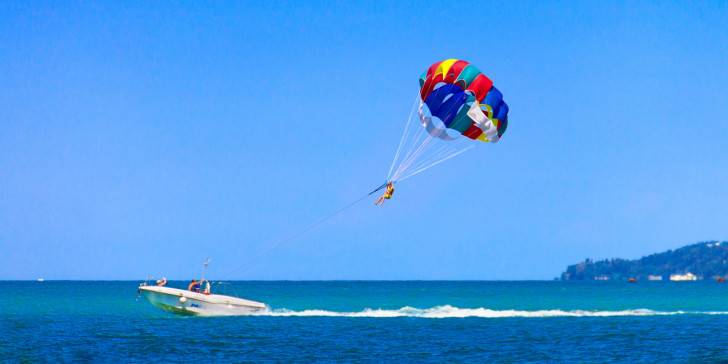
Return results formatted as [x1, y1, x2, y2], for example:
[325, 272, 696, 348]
[243, 305, 728, 319]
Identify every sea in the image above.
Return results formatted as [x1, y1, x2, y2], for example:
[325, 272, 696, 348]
[2, 280, 728, 363]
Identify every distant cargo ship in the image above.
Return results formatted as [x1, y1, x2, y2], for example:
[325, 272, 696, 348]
[669, 273, 697, 281]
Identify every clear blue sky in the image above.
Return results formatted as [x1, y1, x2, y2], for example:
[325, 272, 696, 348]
[2, 1, 727, 280]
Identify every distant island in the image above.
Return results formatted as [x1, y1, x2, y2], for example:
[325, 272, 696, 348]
[561, 241, 728, 281]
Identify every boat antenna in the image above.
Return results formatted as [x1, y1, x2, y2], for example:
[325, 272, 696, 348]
[201, 257, 211, 283]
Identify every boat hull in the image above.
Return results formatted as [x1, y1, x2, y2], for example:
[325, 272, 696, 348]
[139, 285, 266, 316]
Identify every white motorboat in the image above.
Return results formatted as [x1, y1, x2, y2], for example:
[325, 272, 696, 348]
[138, 284, 266, 316]
[139, 258, 266, 316]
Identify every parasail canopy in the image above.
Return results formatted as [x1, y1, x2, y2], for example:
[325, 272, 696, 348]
[419, 59, 509, 143]
[385, 59, 509, 185]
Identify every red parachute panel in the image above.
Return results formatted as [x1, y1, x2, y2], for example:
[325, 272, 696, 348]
[466, 74, 493, 102]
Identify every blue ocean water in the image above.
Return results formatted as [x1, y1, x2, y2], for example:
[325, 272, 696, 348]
[2, 280, 728, 362]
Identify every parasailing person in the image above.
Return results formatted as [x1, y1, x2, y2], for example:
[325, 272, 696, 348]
[374, 182, 395, 205]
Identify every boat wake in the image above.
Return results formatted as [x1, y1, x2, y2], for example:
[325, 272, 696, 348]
[249, 305, 728, 318]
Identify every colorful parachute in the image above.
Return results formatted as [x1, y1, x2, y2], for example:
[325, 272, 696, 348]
[384, 59, 508, 186]
[419, 59, 509, 143]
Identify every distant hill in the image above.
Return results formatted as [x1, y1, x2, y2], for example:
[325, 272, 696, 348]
[561, 241, 728, 281]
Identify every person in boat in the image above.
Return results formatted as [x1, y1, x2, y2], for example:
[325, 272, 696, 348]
[155, 277, 167, 287]
[188, 279, 201, 292]
[375, 182, 395, 205]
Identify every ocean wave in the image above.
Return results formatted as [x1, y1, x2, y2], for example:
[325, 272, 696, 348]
[252, 305, 728, 318]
